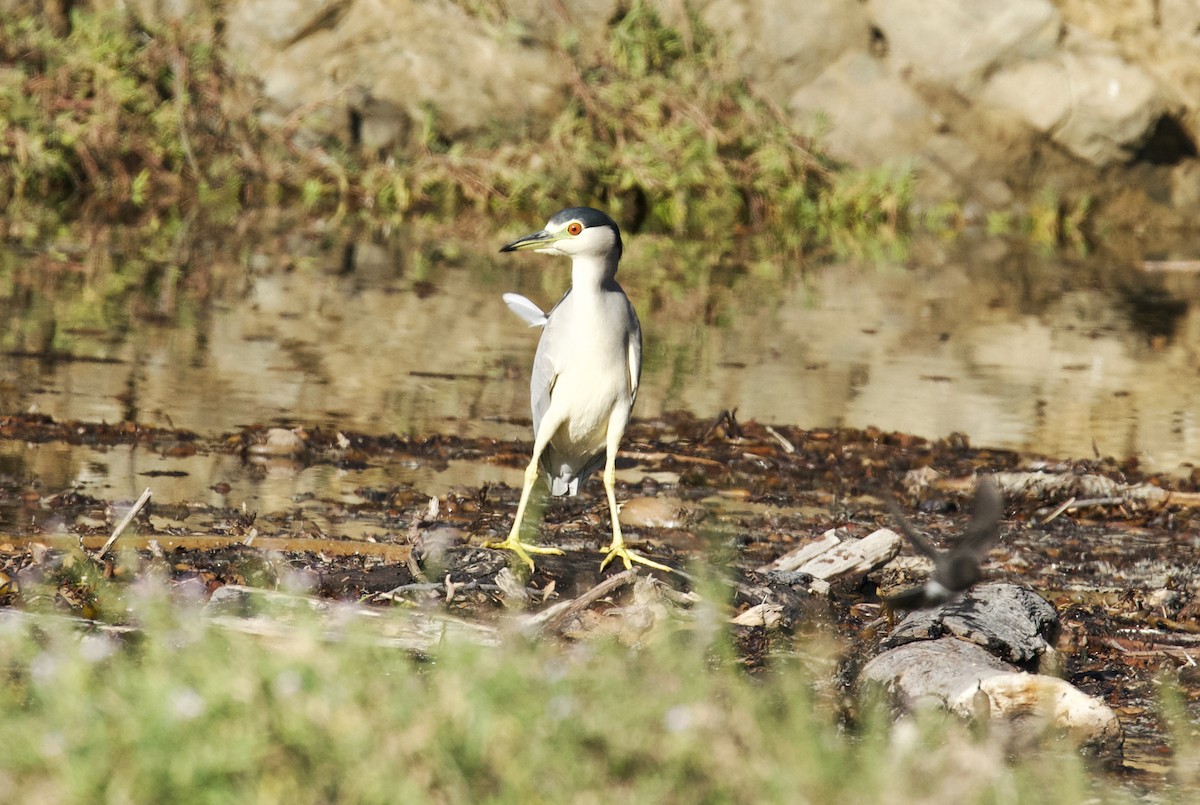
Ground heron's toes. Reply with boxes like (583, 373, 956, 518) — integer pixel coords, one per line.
(600, 543, 673, 573)
(482, 536, 564, 570)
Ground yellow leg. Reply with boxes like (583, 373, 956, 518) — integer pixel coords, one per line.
(598, 413, 672, 573)
(483, 437, 563, 570)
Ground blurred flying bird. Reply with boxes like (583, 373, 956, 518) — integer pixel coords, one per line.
(885, 476, 1003, 611)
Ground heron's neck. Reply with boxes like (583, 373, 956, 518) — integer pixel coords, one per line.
(570, 253, 618, 293)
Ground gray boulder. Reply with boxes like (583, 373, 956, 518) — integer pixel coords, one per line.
(868, 0, 1061, 92)
(982, 45, 1165, 165)
(695, 0, 870, 107)
(788, 50, 935, 167)
(223, 0, 565, 147)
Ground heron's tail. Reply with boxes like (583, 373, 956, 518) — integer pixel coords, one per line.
(542, 450, 604, 497)
(502, 293, 547, 327)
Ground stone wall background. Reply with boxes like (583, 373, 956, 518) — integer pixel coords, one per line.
(100, 1, 1200, 231)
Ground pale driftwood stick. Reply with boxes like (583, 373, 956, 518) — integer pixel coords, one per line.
(1140, 260, 1200, 273)
(1039, 496, 1076, 524)
(372, 579, 544, 602)
(763, 425, 796, 454)
(406, 496, 440, 584)
(96, 487, 152, 560)
(1036, 496, 1126, 520)
(534, 569, 637, 636)
(758, 529, 842, 573)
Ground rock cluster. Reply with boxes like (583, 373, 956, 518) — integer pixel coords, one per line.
(142, 0, 1200, 224)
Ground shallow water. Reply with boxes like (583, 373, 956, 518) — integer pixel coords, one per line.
(4, 226, 1200, 517)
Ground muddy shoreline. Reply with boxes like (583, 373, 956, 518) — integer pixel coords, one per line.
(2, 409, 1199, 787)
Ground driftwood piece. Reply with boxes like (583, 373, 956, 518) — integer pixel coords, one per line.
(758, 529, 843, 573)
(861, 583, 1122, 756)
(793, 528, 903, 581)
(862, 637, 1013, 703)
(205, 584, 500, 650)
(742, 527, 901, 618)
(884, 582, 1057, 666)
(921, 470, 1200, 509)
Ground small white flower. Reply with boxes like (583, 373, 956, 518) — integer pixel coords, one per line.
(29, 652, 58, 687)
(663, 705, 693, 734)
(79, 634, 118, 663)
(273, 669, 303, 699)
(168, 687, 206, 721)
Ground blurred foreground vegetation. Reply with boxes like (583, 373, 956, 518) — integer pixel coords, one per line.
(0, 572, 1129, 803)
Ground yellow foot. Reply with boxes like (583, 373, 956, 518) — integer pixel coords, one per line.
(600, 542, 673, 573)
(482, 536, 564, 570)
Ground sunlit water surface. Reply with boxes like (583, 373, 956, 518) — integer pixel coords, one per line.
(5, 229, 1200, 514)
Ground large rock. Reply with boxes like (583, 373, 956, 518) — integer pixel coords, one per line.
(223, 0, 564, 147)
(788, 50, 1017, 209)
(694, 0, 870, 107)
(788, 50, 936, 166)
(982, 32, 1166, 165)
(868, 0, 1061, 92)
(1057, 0, 1200, 154)
(861, 584, 1123, 757)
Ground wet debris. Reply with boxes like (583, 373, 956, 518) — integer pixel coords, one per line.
(926, 469, 1200, 511)
(6, 408, 1200, 781)
(0, 413, 199, 450)
(245, 426, 309, 458)
(732, 570, 828, 631)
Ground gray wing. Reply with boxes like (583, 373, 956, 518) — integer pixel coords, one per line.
(626, 297, 642, 406)
(886, 501, 940, 560)
(530, 292, 569, 435)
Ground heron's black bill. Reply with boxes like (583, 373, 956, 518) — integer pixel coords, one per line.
(500, 229, 557, 252)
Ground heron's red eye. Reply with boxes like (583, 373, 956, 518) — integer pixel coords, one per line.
(567, 222, 583, 236)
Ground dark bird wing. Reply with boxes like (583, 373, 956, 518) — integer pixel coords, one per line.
(958, 475, 1003, 561)
(886, 500, 940, 560)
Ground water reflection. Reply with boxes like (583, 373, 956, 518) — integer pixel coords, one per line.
(5, 227, 1200, 484)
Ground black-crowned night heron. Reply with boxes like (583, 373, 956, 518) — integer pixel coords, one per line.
(486, 207, 671, 573)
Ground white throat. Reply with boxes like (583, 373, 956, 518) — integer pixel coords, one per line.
(570, 252, 618, 291)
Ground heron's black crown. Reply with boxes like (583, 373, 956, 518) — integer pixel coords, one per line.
(550, 206, 622, 259)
